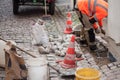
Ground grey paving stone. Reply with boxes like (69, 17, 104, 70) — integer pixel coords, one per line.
(50, 73, 58, 77)
(110, 66, 117, 70)
(108, 63, 114, 67)
(51, 77, 59, 80)
(101, 65, 108, 69)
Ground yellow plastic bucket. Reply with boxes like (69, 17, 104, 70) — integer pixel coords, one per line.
(75, 68, 100, 80)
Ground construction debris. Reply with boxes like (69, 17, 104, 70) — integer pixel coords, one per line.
(38, 46, 49, 54)
(32, 19, 50, 48)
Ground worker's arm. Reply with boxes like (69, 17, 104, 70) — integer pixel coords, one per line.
(98, 19, 103, 27)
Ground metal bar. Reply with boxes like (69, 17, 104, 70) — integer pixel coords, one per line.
(47, 63, 61, 74)
(44, 0, 47, 15)
(73, 0, 76, 9)
(0, 37, 37, 58)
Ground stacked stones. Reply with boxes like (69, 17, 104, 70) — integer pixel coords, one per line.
(49, 34, 72, 57)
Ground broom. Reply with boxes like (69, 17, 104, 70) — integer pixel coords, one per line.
(42, 0, 51, 20)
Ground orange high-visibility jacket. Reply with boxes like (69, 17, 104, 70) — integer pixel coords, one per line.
(77, 0, 108, 29)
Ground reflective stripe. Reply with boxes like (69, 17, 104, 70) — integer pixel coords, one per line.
(90, 0, 107, 22)
(67, 17, 71, 21)
(93, 0, 97, 14)
(96, 3, 108, 12)
(68, 42, 75, 48)
(93, 0, 107, 22)
(88, 0, 97, 16)
(88, 0, 92, 16)
(65, 54, 75, 60)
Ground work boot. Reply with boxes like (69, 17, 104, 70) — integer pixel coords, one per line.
(88, 28, 95, 42)
(75, 37, 87, 46)
(89, 42, 97, 51)
(76, 53, 82, 58)
(80, 39, 87, 46)
(101, 28, 106, 35)
(89, 44, 97, 51)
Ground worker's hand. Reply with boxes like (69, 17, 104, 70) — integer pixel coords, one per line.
(101, 28, 106, 35)
(95, 28, 100, 34)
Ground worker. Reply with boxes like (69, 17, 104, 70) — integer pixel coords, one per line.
(77, 0, 108, 35)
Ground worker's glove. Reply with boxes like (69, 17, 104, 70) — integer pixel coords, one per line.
(100, 27, 106, 35)
(95, 28, 100, 34)
(89, 18, 97, 24)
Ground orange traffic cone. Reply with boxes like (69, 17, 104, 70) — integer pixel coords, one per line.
(64, 12, 73, 34)
(60, 35, 76, 68)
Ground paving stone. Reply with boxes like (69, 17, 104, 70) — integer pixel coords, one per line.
(87, 57, 94, 62)
(104, 70, 112, 76)
(84, 53, 93, 59)
(101, 65, 108, 70)
(107, 63, 114, 67)
(116, 75, 120, 79)
(101, 75, 107, 80)
(110, 65, 117, 70)
(47, 57, 56, 61)
(117, 64, 120, 68)
(91, 65, 100, 70)
(50, 69, 58, 74)
(106, 75, 115, 80)
(50, 73, 58, 77)
(49, 63, 58, 67)
(51, 77, 59, 80)
(88, 60, 96, 65)
(101, 68, 110, 73)
(113, 62, 120, 66)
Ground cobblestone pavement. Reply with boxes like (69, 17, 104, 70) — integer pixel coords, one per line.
(0, 0, 120, 80)
(0, 0, 46, 80)
(0, 0, 45, 56)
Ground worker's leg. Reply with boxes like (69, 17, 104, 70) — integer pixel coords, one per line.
(88, 28, 95, 42)
(81, 14, 97, 50)
(87, 28, 97, 50)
